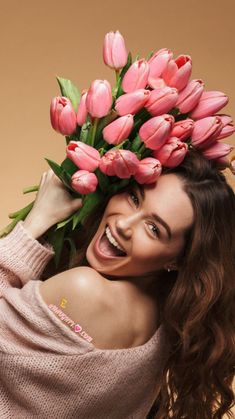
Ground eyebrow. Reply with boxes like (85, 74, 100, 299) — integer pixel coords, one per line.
(136, 184, 172, 241)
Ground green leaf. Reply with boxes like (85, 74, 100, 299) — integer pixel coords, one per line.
(61, 157, 78, 175)
(95, 110, 118, 140)
(56, 215, 74, 229)
(72, 190, 103, 230)
(79, 121, 92, 144)
(131, 135, 142, 152)
(94, 168, 110, 193)
(119, 52, 132, 79)
(45, 158, 76, 193)
(146, 50, 154, 60)
(45, 158, 63, 177)
(56, 76, 80, 112)
(109, 179, 130, 194)
(115, 52, 132, 99)
(47, 226, 66, 268)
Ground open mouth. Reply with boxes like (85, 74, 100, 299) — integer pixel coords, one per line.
(98, 226, 127, 258)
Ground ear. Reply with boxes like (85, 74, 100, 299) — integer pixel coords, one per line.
(164, 259, 178, 271)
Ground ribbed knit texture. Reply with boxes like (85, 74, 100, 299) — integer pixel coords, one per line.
(0, 221, 169, 418)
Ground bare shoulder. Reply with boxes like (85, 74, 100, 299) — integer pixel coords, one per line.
(39, 266, 108, 317)
(39, 267, 135, 349)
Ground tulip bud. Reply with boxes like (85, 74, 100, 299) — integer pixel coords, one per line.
(145, 86, 178, 116)
(103, 30, 128, 70)
(122, 59, 150, 93)
(201, 141, 234, 161)
(71, 170, 98, 194)
(148, 48, 173, 89)
(191, 116, 223, 149)
(134, 157, 162, 184)
(86, 80, 112, 118)
(153, 137, 188, 168)
(66, 141, 101, 172)
(77, 90, 88, 126)
(171, 119, 194, 141)
(215, 114, 235, 140)
(115, 89, 150, 116)
(103, 114, 134, 145)
(50, 96, 77, 135)
(99, 149, 139, 178)
(176, 79, 204, 114)
(162, 55, 192, 92)
(139, 114, 174, 150)
(190, 91, 229, 120)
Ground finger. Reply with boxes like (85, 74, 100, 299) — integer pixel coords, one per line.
(72, 198, 83, 210)
(39, 172, 47, 186)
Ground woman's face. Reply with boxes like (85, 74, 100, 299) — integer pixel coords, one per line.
(86, 173, 194, 278)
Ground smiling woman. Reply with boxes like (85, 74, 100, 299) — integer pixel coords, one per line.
(0, 149, 234, 418)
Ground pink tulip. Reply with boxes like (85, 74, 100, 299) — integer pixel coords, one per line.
(201, 141, 234, 161)
(215, 115, 235, 140)
(134, 157, 162, 184)
(215, 155, 231, 168)
(162, 55, 192, 92)
(139, 114, 175, 150)
(148, 48, 173, 89)
(102, 114, 134, 145)
(191, 116, 223, 149)
(176, 79, 204, 114)
(190, 91, 229, 119)
(170, 119, 194, 141)
(153, 137, 189, 168)
(71, 170, 98, 194)
(66, 141, 101, 172)
(77, 90, 88, 126)
(99, 149, 139, 178)
(145, 86, 178, 116)
(103, 30, 128, 70)
(50, 96, 77, 135)
(218, 114, 233, 126)
(86, 80, 112, 118)
(115, 89, 150, 116)
(121, 59, 150, 93)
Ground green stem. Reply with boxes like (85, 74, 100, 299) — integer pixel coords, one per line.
(115, 69, 120, 83)
(111, 140, 127, 150)
(23, 185, 39, 194)
(90, 117, 99, 147)
(0, 201, 34, 237)
(139, 143, 146, 155)
(8, 201, 35, 219)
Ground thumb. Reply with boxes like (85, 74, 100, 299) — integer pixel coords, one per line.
(72, 198, 83, 210)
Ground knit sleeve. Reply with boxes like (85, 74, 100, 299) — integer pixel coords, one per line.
(0, 221, 55, 297)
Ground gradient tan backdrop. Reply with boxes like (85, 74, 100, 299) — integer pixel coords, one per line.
(0, 0, 235, 413)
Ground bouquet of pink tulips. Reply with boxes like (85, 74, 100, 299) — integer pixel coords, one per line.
(1, 30, 235, 268)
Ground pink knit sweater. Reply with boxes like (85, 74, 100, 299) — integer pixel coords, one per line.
(0, 221, 168, 418)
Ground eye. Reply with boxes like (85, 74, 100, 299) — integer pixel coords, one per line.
(148, 223, 160, 238)
(128, 189, 139, 207)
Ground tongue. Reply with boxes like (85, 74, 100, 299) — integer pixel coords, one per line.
(99, 234, 125, 257)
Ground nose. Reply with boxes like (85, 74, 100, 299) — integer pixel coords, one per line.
(115, 213, 139, 240)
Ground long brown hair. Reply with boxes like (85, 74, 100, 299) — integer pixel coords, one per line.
(41, 149, 235, 418)
(149, 149, 235, 418)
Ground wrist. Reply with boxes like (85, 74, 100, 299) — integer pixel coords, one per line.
(22, 214, 52, 240)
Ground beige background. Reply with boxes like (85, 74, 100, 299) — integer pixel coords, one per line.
(0, 0, 234, 228)
(0, 0, 235, 412)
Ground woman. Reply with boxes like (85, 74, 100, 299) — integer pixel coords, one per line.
(0, 149, 234, 418)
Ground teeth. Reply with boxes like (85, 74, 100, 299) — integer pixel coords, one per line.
(105, 226, 125, 252)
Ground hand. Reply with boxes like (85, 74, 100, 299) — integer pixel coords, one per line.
(23, 169, 82, 239)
